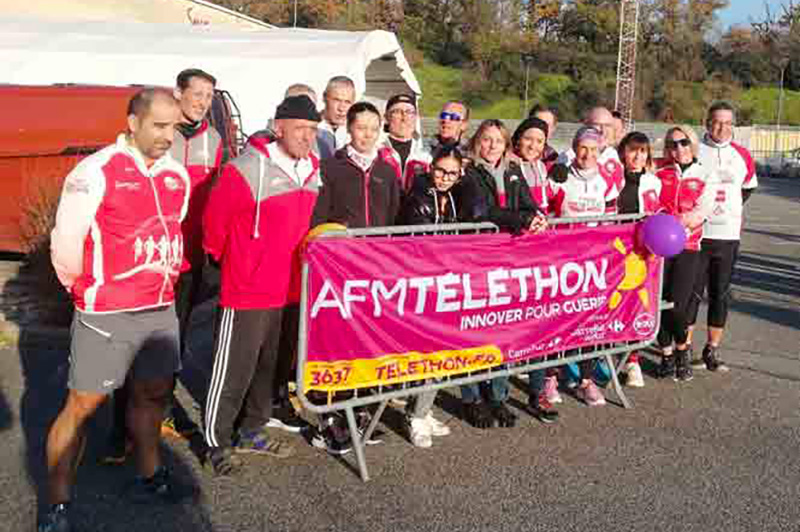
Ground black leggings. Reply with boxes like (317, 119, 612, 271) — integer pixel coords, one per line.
(687, 239, 739, 329)
(657, 250, 699, 347)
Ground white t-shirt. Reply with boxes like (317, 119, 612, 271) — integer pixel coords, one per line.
(551, 165, 619, 218)
(697, 137, 757, 241)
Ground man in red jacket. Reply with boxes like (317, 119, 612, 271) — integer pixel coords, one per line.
(202, 95, 321, 475)
(39, 88, 191, 532)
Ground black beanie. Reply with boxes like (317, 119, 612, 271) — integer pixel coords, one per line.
(275, 95, 321, 122)
(512, 117, 549, 149)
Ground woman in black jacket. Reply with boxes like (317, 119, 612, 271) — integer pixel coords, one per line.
(456, 119, 548, 430)
(399, 145, 464, 226)
(460, 119, 546, 234)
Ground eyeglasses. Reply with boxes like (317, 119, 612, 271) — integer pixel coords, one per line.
(439, 111, 463, 121)
(667, 138, 692, 149)
(433, 167, 461, 180)
(390, 108, 416, 117)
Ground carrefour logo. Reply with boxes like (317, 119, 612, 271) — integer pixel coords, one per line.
(633, 313, 656, 336)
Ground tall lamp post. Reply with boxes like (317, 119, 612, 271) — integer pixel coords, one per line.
(521, 53, 535, 119)
(294, 0, 298, 27)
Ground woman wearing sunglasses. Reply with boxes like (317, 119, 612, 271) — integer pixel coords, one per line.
(654, 126, 715, 381)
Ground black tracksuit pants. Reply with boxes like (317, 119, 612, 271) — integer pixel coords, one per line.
(203, 305, 297, 448)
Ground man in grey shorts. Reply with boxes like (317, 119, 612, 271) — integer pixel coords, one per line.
(39, 87, 192, 532)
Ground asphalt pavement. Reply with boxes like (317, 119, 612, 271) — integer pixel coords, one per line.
(0, 176, 798, 532)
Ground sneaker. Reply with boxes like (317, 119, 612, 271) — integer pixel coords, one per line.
(464, 402, 494, 429)
(542, 375, 563, 404)
(625, 361, 645, 388)
(206, 447, 242, 477)
(356, 410, 386, 445)
(311, 424, 353, 456)
(490, 402, 517, 428)
(657, 356, 676, 379)
(311, 415, 354, 455)
(38, 503, 71, 532)
(408, 417, 432, 448)
(703, 344, 729, 372)
(525, 401, 559, 424)
(577, 380, 606, 406)
(233, 428, 294, 458)
(127, 466, 194, 505)
(266, 407, 311, 434)
(675, 348, 694, 382)
(424, 412, 451, 437)
(97, 435, 132, 466)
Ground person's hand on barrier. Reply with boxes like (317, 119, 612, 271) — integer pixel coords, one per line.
(528, 214, 549, 234)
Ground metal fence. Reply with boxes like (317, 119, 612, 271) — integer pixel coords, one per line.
(295, 214, 667, 481)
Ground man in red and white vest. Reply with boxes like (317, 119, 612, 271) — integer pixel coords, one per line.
(171, 68, 223, 342)
(40, 89, 190, 532)
(688, 101, 758, 371)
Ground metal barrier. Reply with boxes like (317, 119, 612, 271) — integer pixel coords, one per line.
(295, 214, 666, 481)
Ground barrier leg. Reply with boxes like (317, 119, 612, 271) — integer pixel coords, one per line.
(615, 349, 633, 375)
(363, 400, 389, 444)
(344, 406, 370, 482)
(605, 353, 632, 409)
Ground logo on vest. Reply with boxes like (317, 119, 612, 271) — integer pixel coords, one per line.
(163, 175, 182, 191)
(114, 234, 182, 281)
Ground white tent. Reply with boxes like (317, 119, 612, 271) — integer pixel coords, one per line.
(0, 18, 421, 134)
(0, 0, 275, 30)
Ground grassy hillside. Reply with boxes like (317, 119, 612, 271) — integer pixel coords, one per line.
(414, 59, 800, 125)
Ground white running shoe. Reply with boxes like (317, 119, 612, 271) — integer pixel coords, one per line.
(424, 413, 451, 437)
(409, 417, 432, 448)
(625, 361, 645, 388)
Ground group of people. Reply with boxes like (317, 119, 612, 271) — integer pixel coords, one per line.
(37, 68, 756, 532)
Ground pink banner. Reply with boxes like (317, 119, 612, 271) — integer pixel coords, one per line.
(303, 223, 661, 391)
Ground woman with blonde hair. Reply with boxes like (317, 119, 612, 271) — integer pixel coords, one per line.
(457, 119, 547, 429)
(654, 125, 714, 382)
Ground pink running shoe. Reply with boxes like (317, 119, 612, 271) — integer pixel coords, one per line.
(577, 380, 606, 406)
(542, 375, 563, 404)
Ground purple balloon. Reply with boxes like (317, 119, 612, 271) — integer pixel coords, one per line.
(642, 214, 686, 258)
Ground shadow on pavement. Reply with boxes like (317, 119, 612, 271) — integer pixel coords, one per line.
(0, 382, 12, 432)
(3, 255, 220, 531)
(754, 176, 800, 201)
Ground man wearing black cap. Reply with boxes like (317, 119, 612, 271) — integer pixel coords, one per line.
(201, 95, 322, 475)
(379, 93, 431, 194)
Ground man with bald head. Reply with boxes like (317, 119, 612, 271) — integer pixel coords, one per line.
(557, 106, 625, 203)
(202, 95, 323, 476)
(41, 88, 192, 532)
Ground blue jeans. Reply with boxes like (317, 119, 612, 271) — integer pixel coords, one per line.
(526, 369, 546, 407)
(460, 377, 509, 404)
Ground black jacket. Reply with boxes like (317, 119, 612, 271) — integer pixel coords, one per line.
(399, 174, 462, 226)
(311, 148, 400, 229)
(460, 160, 541, 233)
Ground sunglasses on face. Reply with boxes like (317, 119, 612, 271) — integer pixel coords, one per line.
(433, 167, 461, 180)
(667, 138, 692, 149)
(439, 111, 463, 121)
